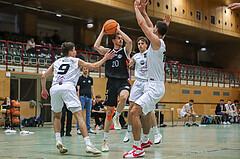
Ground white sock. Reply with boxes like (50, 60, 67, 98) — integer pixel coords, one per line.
(153, 126, 159, 134)
(104, 132, 109, 140)
(55, 133, 61, 142)
(142, 134, 149, 143)
(114, 111, 121, 118)
(134, 140, 141, 148)
(84, 136, 91, 146)
(128, 125, 132, 132)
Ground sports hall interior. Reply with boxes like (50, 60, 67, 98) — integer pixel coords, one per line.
(0, 0, 239, 158)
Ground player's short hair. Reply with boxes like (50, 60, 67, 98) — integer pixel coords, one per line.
(228, 100, 231, 102)
(189, 99, 194, 103)
(137, 36, 149, 45)
(220, 99, 224, 102)
(112, 33, 120, 39)
(234, 100, 239, 103)
(61, 42, 75, 56)
(96, 95, 101, 98)
(156, 21, 168, 36)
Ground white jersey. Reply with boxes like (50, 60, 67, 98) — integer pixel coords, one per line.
(133, 50, 148, 80)
(181, 103, 192, 116)
(52, 57, 80, 86)
(147, 39, 166, 82)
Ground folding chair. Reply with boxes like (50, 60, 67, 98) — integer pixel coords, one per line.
(177, 108, 186, 126)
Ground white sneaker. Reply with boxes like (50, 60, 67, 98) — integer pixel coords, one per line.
(96, 125, 101, 130)
(88, 129, 97, 134)
(77, 129, 81, 135)
(227, 121, 231, 125)
(86, 143, 101, 154)
(113, 116, 121, 130)
(56, 140, 68, 153)
(123, 145, 145, 158)
(223, 122, 227, 125)
(102, 140, 109, 152)
(123, 131, 132, 143)
(154, 132, 162, 144)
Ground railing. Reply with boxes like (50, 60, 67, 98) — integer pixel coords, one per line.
(164, 62, 240, 88)
(0, 40, 239, 88)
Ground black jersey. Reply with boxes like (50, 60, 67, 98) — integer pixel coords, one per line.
(105, 47, 130, 79)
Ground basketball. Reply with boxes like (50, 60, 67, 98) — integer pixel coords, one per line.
(12, 117, 20, 124)
(103, 19, 118, 34)
(12, 110, 20, 116)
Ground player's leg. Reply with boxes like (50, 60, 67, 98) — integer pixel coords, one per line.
(113, 90, 129, 130)
(185, 113, 191, 127)
(102, 106, 115, 152)
(150, 111, 162, 144)
(50, 86, 68, 154)
(192, 112, 199, 126)
(141, 112, 153, 148)
(63, 86, 101, 154)
(123, 103, 145, 158)
(123, 101, 134, 142)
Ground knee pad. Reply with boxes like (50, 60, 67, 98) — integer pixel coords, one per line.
(107, 109, 114, 121)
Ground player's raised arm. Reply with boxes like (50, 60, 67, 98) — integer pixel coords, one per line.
(134, 0, 161, 50)
(78, 50, 115, 69)
(138, 0, 153, 28)
(94, 26, 110, 55)
(116, 24, 132, 57)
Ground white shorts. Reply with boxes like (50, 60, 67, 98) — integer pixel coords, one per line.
(50, 84, 81, 113)
(135, 81, 165, 115)
(129, 79, 147, 102)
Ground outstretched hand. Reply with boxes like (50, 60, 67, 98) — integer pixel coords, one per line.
(104, 50, 115, 60)
(41, 89, 49, 99)
(138, 0, 149, 13)
(163, 15, 171, 26)
(228, 3, 240, 10)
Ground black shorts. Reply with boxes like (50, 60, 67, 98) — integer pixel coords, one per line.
(104, 78, 131, 107)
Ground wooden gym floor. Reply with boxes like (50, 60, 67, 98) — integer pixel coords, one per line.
(0, 124, 240, 159)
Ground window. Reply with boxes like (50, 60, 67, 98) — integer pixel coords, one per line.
(166, 5, 168, 9)
(194, 90, 201, 95)
(223, 92, 229, 96)
(174, 7, 177, 12)
(213, 91, 220, 96)
(196, 11, 201, 21)
(190, 11, 193, 16)
(211, 15, 215, 25)
(157, 2, 160, 7)
(182, 9, 185, 14)
(205, 16, 207, 20)
(182, 89, 190, 95)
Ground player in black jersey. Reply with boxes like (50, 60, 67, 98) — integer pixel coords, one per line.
(94, 23, 132, 152)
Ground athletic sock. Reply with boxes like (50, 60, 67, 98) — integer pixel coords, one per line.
(84, 136, 91, 146)
(114, 111, 121, 118)
(128, 125, 132, 132)
(104, 132, 110, 140)
(134, 140, 141, 148)
(142, 134, 149, 143)
(55, 133, 61, 142)
(153, 126, 159, 134)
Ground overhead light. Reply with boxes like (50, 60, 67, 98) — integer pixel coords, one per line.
(201, 47, 207, 51)
(185, 40, 189, 44)
(56, 14, 62, 17)
(87, 23, 94, 29)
